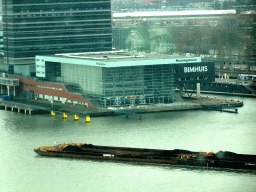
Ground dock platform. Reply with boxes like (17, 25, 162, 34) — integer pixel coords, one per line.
(0, 101, 49, 114)
(0, 94, 244, 117)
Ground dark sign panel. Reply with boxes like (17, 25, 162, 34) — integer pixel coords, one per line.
(174, 62, 215, 84)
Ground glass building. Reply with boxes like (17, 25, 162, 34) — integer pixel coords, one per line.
(101, 64, 175, 107)
(35, 52, 216, 107)
(2, 0, 112, 75)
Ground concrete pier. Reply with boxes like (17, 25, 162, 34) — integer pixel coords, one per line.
(0, 101, 49, 114)
(0, 94, 244, 116)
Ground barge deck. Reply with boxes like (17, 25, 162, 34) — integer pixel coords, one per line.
(34, 143, 256, 170)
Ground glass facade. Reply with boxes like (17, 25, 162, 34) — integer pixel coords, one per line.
(112, 27, 131, 50)
(97, 65, 175, 107)
(2, 0, 112, 74)
(61, 63, 175, 107)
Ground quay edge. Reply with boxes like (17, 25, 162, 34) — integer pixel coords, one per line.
(0, 95, 244, 117)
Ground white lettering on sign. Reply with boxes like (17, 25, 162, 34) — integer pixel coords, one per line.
(176, 58, 198, 62)
(96, 62, 105, 66)
(184, 66, 208, 73)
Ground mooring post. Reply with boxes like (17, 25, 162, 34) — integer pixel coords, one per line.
(7, 86, 10, 96)
(179, 84, 183, 97)
(197, 83, 200, 99)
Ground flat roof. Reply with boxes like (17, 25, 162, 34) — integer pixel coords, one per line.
(36, 51, 202, 67)
(113, 10, 236, 18)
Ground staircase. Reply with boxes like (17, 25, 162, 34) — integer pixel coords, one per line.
(64, 84, 101, 108)
(243, 85, 256, 94)
(64, 84, 83, 94)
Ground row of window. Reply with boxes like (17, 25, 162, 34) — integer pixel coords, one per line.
(3, 48, 112, 57)
(14, 11, 110, 18)
(11, 29, 111, 34)
(36, 71, 45, 75)
(37, 85, 63, 90)
(8, 24, 111, 31)
(36, 65, 45, 68)
(37, 94, 88, 107)
(177, 76, 209, 81)
(18, 7, 108, 12)
(10, 0, 109, 3)
(5, 42, 111, 50)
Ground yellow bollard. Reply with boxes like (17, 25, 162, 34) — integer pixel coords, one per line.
(51, 111, 56, 116)
(74, 114, 79, 121)
(85, 115, 91, 123)
(63, 113, 68, 119)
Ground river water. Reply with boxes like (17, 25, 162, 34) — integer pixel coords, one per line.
(0, 95, 255, 192)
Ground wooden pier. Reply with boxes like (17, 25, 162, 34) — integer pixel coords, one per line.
(0, 101, 49, 114)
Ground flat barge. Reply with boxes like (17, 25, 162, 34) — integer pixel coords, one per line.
(34, 143, 256, 170)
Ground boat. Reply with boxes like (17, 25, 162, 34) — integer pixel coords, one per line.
(34, 143, 256, 170)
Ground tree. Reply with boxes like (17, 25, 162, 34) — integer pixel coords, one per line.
(125, 30, 144, 52)
(150, 28, 169, 53)
(210, 16, 242, 64)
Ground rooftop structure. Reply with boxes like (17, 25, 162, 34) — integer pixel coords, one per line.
(47, 51, 202, 67)
(113, 10, 236, 18)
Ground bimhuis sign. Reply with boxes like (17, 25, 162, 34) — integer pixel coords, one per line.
(175, 57, 209, 74)
(184, 66, 208, 73)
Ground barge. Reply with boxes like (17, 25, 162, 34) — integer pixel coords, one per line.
(34, 143, 256, 170)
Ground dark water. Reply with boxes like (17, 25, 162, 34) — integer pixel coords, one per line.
(1, 95, 256, 192)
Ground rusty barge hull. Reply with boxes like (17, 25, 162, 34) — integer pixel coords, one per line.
(34, 148, 179, 164)
(34, 144, 256, 170)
